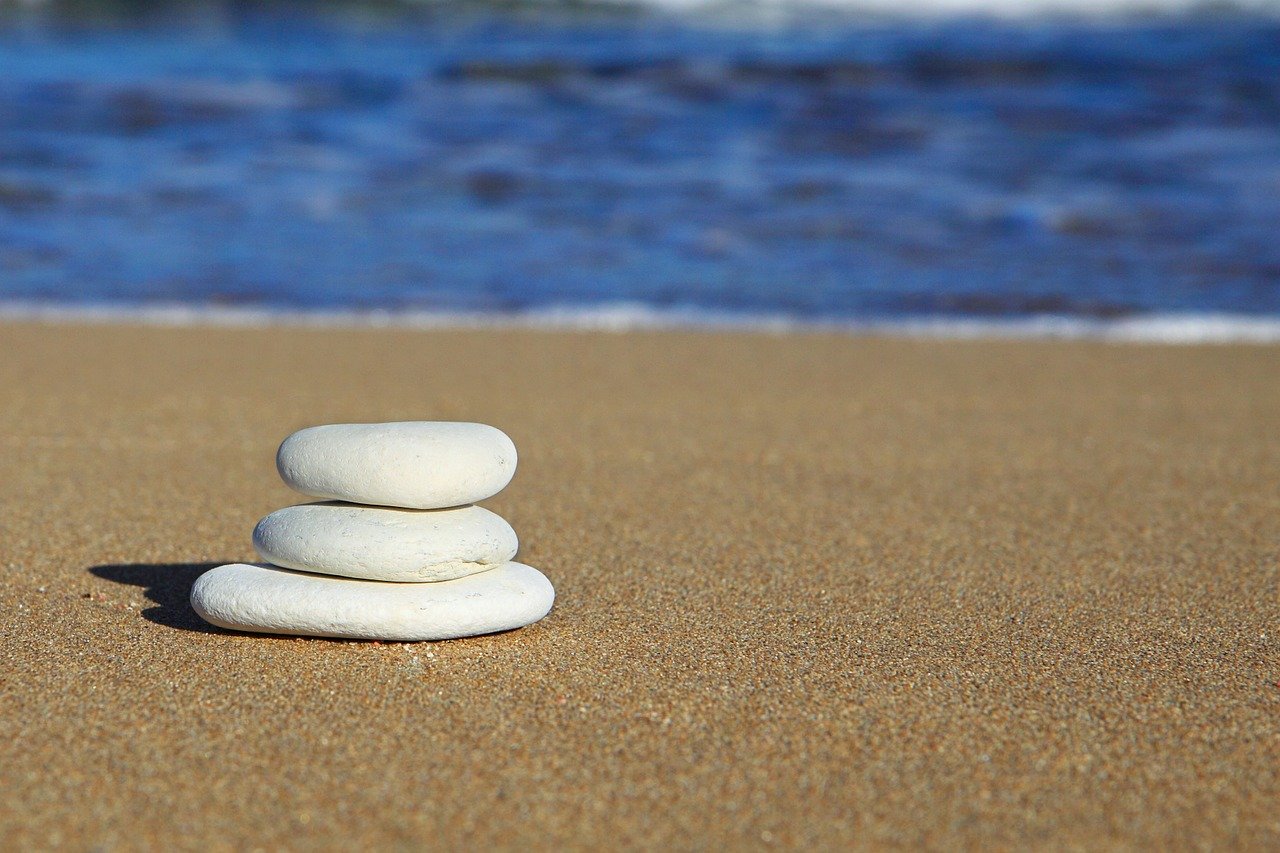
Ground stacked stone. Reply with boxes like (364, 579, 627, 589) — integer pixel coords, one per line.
(190, 422, 554, 641)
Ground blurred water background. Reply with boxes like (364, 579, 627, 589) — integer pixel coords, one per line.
(1, 0, 1278, 336)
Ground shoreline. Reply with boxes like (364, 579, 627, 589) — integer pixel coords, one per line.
(4, 302, 1280, 344)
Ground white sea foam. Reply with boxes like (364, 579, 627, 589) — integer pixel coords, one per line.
(2, 301, 1279, 343)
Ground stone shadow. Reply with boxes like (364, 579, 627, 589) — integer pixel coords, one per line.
(89, 562, 224, 633)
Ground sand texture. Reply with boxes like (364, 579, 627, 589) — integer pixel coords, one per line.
(0, 322, 1277, 850)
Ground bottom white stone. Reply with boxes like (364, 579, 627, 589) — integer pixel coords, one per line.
(190, 561, 554, 641)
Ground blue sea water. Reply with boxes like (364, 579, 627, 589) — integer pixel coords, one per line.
(1, 7, 1278, 334)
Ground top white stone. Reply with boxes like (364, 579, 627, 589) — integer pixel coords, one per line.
(276, 422, 517, 509)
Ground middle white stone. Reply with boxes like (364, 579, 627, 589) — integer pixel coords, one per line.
(253, 502, 518, 583)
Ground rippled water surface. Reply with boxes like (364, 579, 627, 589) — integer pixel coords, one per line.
(1, 12, 1278, 320)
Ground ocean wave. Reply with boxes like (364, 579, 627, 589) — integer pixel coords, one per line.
(3, 301, 1279, 343)
(5, 0, 1280, 18)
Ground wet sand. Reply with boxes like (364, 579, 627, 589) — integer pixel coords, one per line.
(1, 321, 1276, 850)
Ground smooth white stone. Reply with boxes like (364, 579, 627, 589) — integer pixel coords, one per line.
(253, 502, 517, 582)
(276, 422, 517, 509)
(190, 561, 554, 641)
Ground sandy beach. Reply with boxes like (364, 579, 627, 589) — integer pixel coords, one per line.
(1, 321, 1276, 850)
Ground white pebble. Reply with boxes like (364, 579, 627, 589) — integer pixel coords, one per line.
(190, 562, 554, 641)
(253, 502, 517, 582)
(276, 422, 516, 509)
